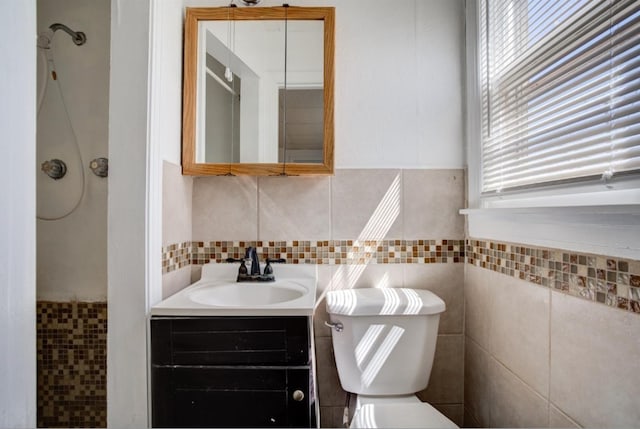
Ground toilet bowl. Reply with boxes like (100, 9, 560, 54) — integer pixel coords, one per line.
(351, 400, 457, 428)
(325, 287, 459, 428)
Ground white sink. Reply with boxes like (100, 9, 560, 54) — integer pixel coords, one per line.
(188, 280, 307, 307)
(150, 263, 317, 316)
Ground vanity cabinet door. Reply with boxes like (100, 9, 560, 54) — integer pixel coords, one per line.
(152, 366, 312, 428)
(150, 316, 316, 428)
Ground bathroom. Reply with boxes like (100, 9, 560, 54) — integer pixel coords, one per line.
(1, 0, 639, 428)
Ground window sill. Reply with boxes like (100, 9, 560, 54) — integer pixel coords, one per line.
(460, 205, 640, 226)
(460, 205, 640, 260)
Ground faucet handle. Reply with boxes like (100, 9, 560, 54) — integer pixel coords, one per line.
(238, 260, 248, 276)
(226, 257, 250, 281)
(263, 263, 273, 276)
(263, 258, 286, 279)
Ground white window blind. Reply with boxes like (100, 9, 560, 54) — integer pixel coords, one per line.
(479, 0, 640, 193)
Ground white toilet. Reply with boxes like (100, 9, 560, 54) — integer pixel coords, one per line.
(326, 287, 458, 428)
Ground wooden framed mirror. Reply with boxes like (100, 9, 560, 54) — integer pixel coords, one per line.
(182, 6, 335, 176)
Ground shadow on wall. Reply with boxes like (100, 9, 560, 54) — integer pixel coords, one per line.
(316, 173, 401, 304)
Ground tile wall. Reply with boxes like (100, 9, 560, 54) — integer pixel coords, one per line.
(163, 239, 464, 272)
(162, 166, 466, 427)
(467, 240, 640, 312)
(37, 301, 108, 428)
(464, 239, 640, 428)
(163, 162, 640, 428)
(161, 161, 193, 298)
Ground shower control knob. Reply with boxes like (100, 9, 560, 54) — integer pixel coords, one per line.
(292, 390, 304, 402)
(90, 157, 108, 177)
(41, 159, 67, 180)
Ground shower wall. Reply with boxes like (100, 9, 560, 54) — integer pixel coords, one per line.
(36, 0, 110, 427)
(37, 0, 110, 301)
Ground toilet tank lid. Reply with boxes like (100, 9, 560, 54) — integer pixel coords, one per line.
(326, 288, 445, 316)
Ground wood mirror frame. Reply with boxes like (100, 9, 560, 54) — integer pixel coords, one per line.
(182, 6, 335, 176)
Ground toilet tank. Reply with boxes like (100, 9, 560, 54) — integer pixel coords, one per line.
(326, 288, 445, 396)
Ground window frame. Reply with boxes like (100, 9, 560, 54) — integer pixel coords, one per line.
(466, 0, 640, 210)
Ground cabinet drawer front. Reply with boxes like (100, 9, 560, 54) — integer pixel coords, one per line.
(152, 367, 313, 428)
(151, 316, 309, 365)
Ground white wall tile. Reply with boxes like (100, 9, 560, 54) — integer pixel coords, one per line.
(466, 265, 550, 401)
(489, 357, 549, 428)
(463, 407, 481, 428)
(162, 161, 193, 247)
(314, 296, 332, 338)
(331, 169, 402, 240)
(488, 271, 550, 397)
(192, 176, 258, 241)
(551, 291, 640, 427)
(464, 338, 492, 428)
(319, 406, 344, 429)
(259, 176, 331, 240)
(315, 336, 347, 408)
(464, 265, 492, 348)
(161, 265, 192, 299)
(328, 263, 404, 291)
(403, 169, 465, 239)
(313, 265, 334, 337)
(417, 334, 464, 404)
(549, 404, 581, 429)
(404, 264, 464, 334)
(433, 404, 464, 427)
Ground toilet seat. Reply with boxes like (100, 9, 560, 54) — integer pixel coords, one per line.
(350, 402, 458, 428)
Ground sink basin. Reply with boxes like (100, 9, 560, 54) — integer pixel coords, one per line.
(188, 281, 307, 307)
(150, 263, 317, 316)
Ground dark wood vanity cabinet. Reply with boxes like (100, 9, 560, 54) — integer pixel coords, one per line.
(151, 316, 316, 428)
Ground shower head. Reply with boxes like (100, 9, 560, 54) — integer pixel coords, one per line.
(47, 23, 86, 46)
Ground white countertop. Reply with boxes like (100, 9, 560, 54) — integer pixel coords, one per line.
(151, 263, 317, 317)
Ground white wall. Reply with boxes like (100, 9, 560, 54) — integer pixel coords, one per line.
(160, 1, 187, 165)
(107, 0, 152, 426)
(172, 0, 465, 168)
(334, 0, 464, 168)
(37, 0, 110, 301)
(0, 0, 37, 427)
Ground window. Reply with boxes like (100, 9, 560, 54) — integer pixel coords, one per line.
(479, 0, 640, 194)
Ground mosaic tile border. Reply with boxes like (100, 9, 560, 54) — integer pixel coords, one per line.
(37, 301, 108, 428)
(162, 241, 191, 274)
(162, 239, 466, 273)
(467, 239, 640, 314)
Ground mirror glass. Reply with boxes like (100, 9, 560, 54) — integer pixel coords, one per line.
(183, 7, 334, 176)
(198, 20, 323, 164)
